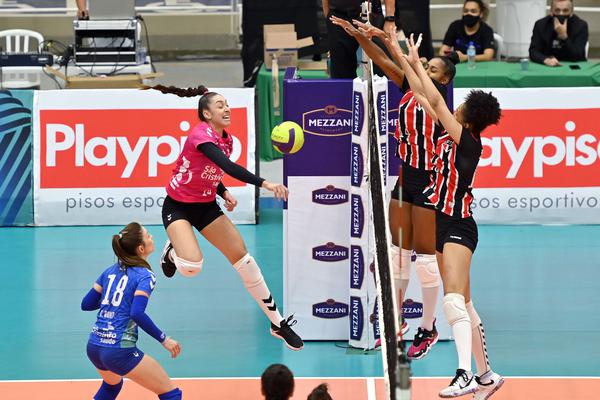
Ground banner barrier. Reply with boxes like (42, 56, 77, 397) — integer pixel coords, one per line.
(0, 90, 34, 226)
(283, 72, 450, 341)
(33, 88, 256, 226)
(455, 87, 600, 224)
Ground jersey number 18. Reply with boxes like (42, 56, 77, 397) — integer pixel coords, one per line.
(101, 274, 129, 307)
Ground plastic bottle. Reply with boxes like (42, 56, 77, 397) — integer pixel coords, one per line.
(467, 42, 476, 70)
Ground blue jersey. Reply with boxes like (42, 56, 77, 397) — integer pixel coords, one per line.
(88, 263, 156, 348)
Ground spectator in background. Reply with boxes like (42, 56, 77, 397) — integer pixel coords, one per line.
(307, 383, 333, 400)
(324, 0, 387, 78)
(261, 364, 295, 400)
(75, 0, 89, 19)
(529, 0, 588, 66)
(439, 0, 495, 62)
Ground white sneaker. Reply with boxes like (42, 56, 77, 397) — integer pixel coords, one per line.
(439, 369, 478, 398)
(473, 370, 505, 400)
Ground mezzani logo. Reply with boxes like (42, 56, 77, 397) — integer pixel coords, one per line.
(402, 299, 423, 319)
(351, 143, 363, 187)
(352, 91, 364, 136)
(312, 185, 349, 205)
(350, 245, 364, 289)
(312, 242, 349, 262)
(302, 104, 352, 136)
(377, 91, 388, 136)
(370, 301, 380, 339)
(312, 299, 349, 319)
(350, 296, 364, 340)
(351, 194, 364, 238)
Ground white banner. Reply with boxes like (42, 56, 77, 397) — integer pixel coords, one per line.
(33, 88, 256, 226)
(454, 87, 600, 224)
(284, 176, 351, 340)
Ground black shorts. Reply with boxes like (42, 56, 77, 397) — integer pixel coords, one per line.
(435, 211, 478, 253)
(162, 195, 224, 232)
(391, 165, 435, 210)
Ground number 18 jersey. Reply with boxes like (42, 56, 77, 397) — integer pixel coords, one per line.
(88, 263, 156, 348)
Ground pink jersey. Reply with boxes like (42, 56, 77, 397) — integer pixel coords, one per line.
(166, 122, 233, 203)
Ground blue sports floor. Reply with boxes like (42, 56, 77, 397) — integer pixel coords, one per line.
(1, 208, 599, 397)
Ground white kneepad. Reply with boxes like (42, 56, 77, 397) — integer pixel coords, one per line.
(399, 248, 412, 280)
(415, 254, 440, 288)
(442, 293, 471, 326)
(233, 253, 264, 287)
(175, 256, 204, 278)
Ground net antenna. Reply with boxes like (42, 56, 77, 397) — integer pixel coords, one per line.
(360, 1, 411, 399)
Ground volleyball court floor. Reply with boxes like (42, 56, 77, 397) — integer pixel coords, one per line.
(1, 208, 599, 399)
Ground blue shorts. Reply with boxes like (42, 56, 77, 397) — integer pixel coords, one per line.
(87, 342, 145, 376)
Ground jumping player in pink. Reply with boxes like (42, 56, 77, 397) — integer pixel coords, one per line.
(146, 84, 303, 351)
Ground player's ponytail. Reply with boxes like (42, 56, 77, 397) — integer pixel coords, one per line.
(140, 84, 220, 123)
(141, 84, 209, 97)
(112, 222, 152, 270)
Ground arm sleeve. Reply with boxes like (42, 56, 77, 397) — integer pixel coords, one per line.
(561, 20, 588, 61)
(198, 143, 265, 187)
(130, 295, 166, 343)
(81, 288, 102, 311)
(217, 182, 227, 197)
(529, 20, 548, 64)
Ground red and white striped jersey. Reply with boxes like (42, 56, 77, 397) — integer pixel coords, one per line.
(424, 127, 482, 218)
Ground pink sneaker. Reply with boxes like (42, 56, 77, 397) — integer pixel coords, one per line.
(374, 320, 409, 348)
(407, 322, 438, 360)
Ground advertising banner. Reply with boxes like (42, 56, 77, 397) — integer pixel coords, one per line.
(33, 89, 256, 225)
(455, 87, 600, 224)
(284, 75, 450, 341)
(0, 90, 34, 226)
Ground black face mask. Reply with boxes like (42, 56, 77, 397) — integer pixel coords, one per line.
(462, 14, 480, 28)
(554, 15, 570, 24)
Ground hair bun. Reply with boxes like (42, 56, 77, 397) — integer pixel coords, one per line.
(446, 51, 460, 65)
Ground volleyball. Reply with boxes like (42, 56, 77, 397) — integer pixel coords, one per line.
(271, 121, 304, 154)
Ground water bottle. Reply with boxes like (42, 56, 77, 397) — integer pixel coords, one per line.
(467, 42, 476, 70)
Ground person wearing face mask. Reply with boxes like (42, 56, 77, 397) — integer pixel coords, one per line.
(529, 0, 588, 66)
(439, 0, 495, 62)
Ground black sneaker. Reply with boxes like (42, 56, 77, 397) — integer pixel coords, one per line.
(270, 315, 304, 351)
(160, 240, 176, 278)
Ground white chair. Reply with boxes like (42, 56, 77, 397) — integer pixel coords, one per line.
(0, 29, 45, 89)
(493, 32, 504, 61)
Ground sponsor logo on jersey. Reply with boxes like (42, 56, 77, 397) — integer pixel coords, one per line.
(303, 105, 352, 137)
(402, 299, 423, 319)
(312, 185, 349, 205)
(350, 245, 364, 289)
(312, 242, 349, 262)
(312, 299, 349, 319)
(350, 296, 364, 340)
(350, 194, 364, 238)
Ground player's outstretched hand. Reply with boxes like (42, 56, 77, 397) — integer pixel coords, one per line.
(329, 15, 361, 38)
(262, 181, 289, 201)
(223, 190, 238, 212)
(162, 337, 181, 358)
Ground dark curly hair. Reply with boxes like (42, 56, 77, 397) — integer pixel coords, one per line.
(463, 90, 501, 135)
(141, 84, 220, 122)
(261, 364, 294, 400)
